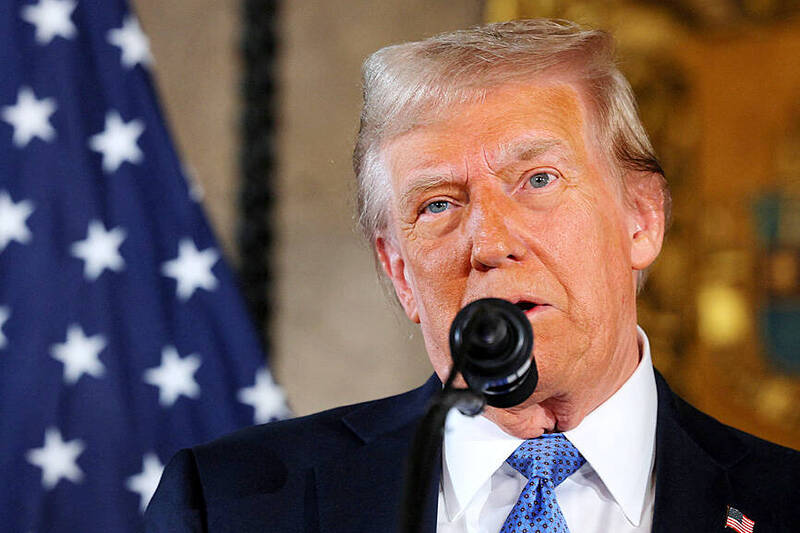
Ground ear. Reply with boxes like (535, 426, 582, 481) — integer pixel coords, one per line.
(625, 173, 666, 271)
(375, 235, 420, 323)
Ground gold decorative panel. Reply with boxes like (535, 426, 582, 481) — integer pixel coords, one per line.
(487, 0, 800, 449)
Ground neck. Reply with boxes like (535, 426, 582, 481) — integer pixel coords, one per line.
(481, 326, 643, 439)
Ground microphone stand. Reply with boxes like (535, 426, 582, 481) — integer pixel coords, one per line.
(399, 298, 535, 532)
(399, 357, 484, 533)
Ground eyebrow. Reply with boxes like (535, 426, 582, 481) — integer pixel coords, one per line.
(494, 138, 564, 168)
(398, 173, 455, 214)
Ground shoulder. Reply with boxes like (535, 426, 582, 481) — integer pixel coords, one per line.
(186, 402, 366, 499)
(657, 372, 799, 461)
(655, 372, 800, 506)
(674, 390, 799, 474)
(190, 374, 439, 490)
(146, 374, 439, 526)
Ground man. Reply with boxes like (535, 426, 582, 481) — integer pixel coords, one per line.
(146, 19, 799, 532)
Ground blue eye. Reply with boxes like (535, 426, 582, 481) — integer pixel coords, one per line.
(529, 172, 557, 189)
(425, 200, 450, 214)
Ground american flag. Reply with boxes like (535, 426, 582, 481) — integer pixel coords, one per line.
(726, 506, 755, 533)
(0, 1, 290, 532)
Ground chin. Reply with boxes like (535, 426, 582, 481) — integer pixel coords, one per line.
(483, 401, 559, 439)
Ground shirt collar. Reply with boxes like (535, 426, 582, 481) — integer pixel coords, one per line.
(441, 403, 522, 521)
(563, 325, 657, 526)
(440, 326, 657, 526)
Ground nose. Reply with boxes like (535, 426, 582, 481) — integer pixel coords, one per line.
(468, 192, 528, 271)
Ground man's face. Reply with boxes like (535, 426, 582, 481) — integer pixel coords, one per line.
(377, 81, 663, 431)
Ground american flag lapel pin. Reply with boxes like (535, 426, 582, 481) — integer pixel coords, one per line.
(725, 505, 755, 533)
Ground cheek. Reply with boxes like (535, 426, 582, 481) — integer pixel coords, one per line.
(545, 194, 630, 305)
(404, 238, 471, 331)
(405, 227, 471, 285)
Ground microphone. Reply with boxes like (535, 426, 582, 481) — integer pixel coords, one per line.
(401, 298, 536, 532)
(449, 298, 537, 408)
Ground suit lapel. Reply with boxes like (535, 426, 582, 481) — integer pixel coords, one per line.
(315, 375, 442, 533)
(314, 371, 762, 532)
(652, 373, 739, 533)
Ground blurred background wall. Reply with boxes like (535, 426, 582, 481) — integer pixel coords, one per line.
(133, 0, 800, 449)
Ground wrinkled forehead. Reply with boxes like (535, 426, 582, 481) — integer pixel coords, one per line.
(379, 80, 611, 175)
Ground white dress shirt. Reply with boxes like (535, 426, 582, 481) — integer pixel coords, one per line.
(437, 326, 658, 533)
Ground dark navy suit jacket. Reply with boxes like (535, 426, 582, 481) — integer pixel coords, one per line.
(145, 372, 800, 532)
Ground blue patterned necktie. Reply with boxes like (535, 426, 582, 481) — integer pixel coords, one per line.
(499, 433, 586, 533)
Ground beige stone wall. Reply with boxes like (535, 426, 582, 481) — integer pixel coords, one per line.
(135, 1, 483, 416)
(276, 2, 483, 415)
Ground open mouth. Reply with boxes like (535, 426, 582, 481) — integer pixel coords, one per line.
(514, 301, 537, 312)
(514, 300, 549, 315)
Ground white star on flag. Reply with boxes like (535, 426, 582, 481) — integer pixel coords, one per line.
(20, 0, 77, 45)
(26, 427, 85, 490)
(0, 190, 34, 254)
(238, 368, 290, 423)
(1, 86, 57, 147)
(107, 15, 152, 69)
(88, 110, 144, 174)
(50, 324, 107, 384)
(144, 345, 202, 407)
(0, 306, 9, 349)
(125, 452, 165, 512)
(161, 238, 219, 301)
(70, 219, 126, 280)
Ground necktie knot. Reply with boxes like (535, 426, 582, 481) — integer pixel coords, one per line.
(500, 434, 585, 533)
(506, 433, 585, 487)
